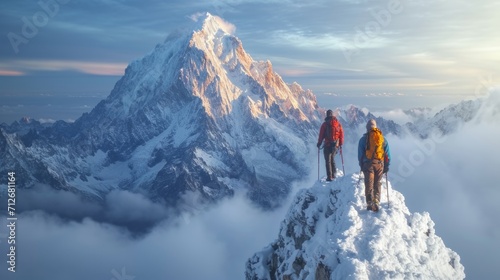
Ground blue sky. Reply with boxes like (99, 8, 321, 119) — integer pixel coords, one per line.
(1, 0, 499, 123)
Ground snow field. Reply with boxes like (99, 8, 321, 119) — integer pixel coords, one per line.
(247, 172, 465, 279)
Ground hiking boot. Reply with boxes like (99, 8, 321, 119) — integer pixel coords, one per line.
(326, 177, 333, 181)
(366, 202, 372, 211)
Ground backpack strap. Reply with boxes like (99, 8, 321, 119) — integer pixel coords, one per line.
(365, 132, 370, 159)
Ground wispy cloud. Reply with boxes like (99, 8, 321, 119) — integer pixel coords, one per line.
(1, 188, 295, 280)
(269, 30, 355, 50)
(1, 0, 498, 98)
(15, 60, 127, 75)
(0, 69, 25, 76)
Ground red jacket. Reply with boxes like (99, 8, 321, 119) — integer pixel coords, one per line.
(317, 117, 344, 146)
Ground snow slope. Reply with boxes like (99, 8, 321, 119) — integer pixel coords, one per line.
(246, 173, 465, 279)
(0, 13, 321, 209)
(0, 12, 487, 211)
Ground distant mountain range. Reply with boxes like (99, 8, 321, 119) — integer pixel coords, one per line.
(0, 13, 488, 213)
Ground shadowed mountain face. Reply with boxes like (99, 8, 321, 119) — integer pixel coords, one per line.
(0, 13, 489, 213)
(0, 13, 323, 209)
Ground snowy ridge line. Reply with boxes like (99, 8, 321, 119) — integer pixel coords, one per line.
(246, 173, 465, 280)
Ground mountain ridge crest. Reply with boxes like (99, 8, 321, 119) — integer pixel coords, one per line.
(246, 173, 465, 280)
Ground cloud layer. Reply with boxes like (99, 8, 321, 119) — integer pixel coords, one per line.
(2, 91, 500, 279)
(0, 186, 297, 280)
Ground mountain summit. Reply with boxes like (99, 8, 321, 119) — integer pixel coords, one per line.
(246, 174, 465, 279)
(0, 13, 321, 209)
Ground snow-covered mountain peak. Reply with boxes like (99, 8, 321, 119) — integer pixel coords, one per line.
(189, 12, 238, 55)
(96, 12, 319, 126)
(0, 14, 323, 210)
(172, 14, 318, 123)
(191, 12, 236, 36)
(246, 174, 465, 279)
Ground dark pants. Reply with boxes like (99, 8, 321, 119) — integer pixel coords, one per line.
(362, 160, 384, 205)
(323, 143, 338, 179)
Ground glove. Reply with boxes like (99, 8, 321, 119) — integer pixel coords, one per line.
(317, 143, 321, 148)
(383, 165, 389, 174)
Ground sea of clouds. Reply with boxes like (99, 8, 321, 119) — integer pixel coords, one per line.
(0, 90, 499, 280)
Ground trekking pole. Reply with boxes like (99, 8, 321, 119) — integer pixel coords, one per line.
(340, 146, 345, 176)
(317, 147, 320, 181)
(386, 172, 390, 205)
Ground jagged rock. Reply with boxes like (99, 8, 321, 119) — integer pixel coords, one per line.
(0, 12, 487, 212)
(0, 13, 322, 209)
(246, 174, 465, 279)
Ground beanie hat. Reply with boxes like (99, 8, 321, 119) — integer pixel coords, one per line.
(366, 119, 377, 130)
(326, 109, 333, 117)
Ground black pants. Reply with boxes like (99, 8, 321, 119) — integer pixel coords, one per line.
(323, 143, 338, 179)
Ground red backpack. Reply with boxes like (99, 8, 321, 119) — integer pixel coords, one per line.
(325, 117, 341, 143)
